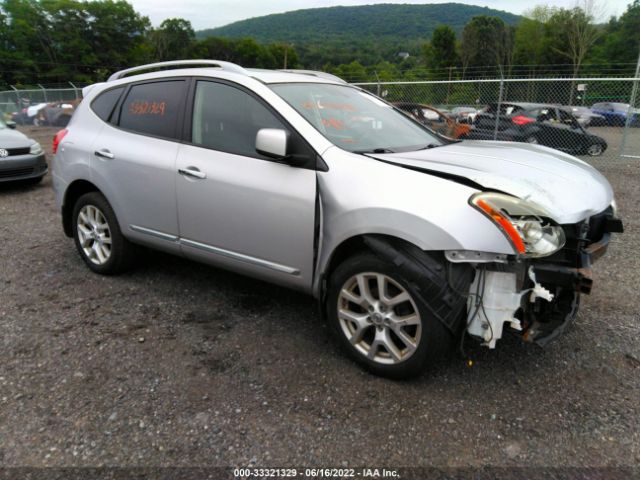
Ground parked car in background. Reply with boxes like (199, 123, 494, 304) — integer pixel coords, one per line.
(463, 102, 607, 156)
(33, 101, 78, 127)
(450, 106, 478, 124)
(0, 117, 47, 183)
(568, 106, 606, 127)
(52, 60, 623, 378)
(393, 102, 471, 138)
(591, 102, 640, 126)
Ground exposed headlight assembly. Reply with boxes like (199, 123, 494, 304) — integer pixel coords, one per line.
(29, 142, 43, 155)
(470, 192, 566, 258)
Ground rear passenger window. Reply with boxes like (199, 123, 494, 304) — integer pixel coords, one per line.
(118, 80, 186, 139)
(191, 81, 285, 158)
(91, 87, 124, 122)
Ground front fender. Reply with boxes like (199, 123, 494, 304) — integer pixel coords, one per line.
(314, 149, 515, 294)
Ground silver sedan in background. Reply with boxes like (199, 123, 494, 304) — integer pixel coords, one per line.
(0, 117, 47, 184)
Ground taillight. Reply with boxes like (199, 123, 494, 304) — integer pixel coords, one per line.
(512, 115, 535, 125)
(52, 129, 68, 154)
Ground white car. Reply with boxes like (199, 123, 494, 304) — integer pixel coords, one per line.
(52, 60, 623, 378)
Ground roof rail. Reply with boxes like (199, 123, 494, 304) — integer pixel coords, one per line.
(108, 60, 248, 81)
(278, 69, 347, 83)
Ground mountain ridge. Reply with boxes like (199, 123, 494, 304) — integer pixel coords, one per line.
(196, 3, 522, 43)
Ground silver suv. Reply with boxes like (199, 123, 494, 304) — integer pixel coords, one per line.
(52, 60, 623, 378)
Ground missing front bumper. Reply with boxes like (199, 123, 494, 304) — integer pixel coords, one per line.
(465, 210, 623, 348)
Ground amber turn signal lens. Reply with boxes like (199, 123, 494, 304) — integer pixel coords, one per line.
(475, 199, 526, 254)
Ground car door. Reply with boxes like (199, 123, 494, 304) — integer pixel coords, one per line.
(594, 103, 614, 124)
(175, 79, 317, 291)
(531, 107, 562, 148)
(555, 109, 587, 153)
(90, 79, 188, 253)
(422, 108, 449, 136)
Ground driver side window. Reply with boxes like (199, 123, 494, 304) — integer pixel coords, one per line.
(191, 81, 285, 159)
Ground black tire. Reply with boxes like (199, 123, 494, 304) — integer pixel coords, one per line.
(71, 192, 136, 274)
(586, 143, 604, 156)
(525, 135, 538, 144)
(326, 247, 472, 379)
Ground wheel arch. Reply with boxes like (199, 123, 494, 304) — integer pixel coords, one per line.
(61, 179, 101, 237)
(319, 233, 475, 338)
(314, 233, 432, 298)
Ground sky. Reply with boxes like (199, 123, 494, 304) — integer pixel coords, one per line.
(128, 0, 633, 30)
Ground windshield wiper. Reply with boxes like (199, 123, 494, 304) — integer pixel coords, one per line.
(416, 143, 443, 150)
(354, 148, 396, 154)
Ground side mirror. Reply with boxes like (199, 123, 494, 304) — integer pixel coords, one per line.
(255, 128, 311, 167)
(6, 120, 16, 129)
(256, 128, 288, 159)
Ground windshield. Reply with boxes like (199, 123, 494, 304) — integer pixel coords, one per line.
(270, 83, 443, 153)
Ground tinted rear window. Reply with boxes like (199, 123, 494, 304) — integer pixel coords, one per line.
(118, 80, 186, 139)
(91, 87, 124, 122)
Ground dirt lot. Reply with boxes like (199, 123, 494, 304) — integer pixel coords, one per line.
(1, 126, 639, 475)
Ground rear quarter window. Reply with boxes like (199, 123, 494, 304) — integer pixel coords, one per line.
(90, 87, 125, 122)
(117, 80, 187, 140)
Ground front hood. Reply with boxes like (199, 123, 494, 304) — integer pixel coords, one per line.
(0, 128, 32, 149)
(372, 140, 613, 224)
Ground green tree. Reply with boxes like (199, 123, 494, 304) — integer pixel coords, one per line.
(424, 25, 458, 72)
(460, 15, 514, 78)
(546, 4, 602, 79)
(0, 0, 150, 84)
(513, 7, 554, 75)
(149, 18, 195, 61)
(590, 0, 640, 67)
(331, 61, 368, 82)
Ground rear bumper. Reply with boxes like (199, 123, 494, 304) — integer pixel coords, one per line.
(0, 153, 47, 182)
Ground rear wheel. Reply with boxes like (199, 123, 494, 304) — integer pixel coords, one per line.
(72, 192, 136, 274)
(327, 250, 471, 379)
(587, 143, 604, 156)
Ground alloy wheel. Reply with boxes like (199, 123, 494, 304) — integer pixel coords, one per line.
(337, 272, 422, 365)
(587, 144, 603, 156)
(77, 205, 112, 265)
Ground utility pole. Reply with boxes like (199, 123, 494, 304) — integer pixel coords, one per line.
(283, 43, 294, 69)
(445, 66, 453, 106)
(619, 47, 640, 158)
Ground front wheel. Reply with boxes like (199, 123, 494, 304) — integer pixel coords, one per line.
(72, 192, 136, 274)
(326, 251, 471, 379)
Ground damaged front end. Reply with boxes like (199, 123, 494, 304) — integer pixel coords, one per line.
(449, 205, 623, 348)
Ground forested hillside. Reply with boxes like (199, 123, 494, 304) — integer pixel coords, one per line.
(0, 0, 638, 87)
(197, 3, 521, 43)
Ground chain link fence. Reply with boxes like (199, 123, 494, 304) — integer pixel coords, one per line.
(354, 77, 640, 161)
(0, 84, 84, 126)
(2, 77, 639, 161)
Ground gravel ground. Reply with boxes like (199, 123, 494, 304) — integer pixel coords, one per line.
(0, 126, 638, 475)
